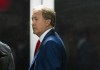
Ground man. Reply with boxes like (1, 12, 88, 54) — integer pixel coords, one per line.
(29, 5, 68, 70)
(0, 41, 15, 70)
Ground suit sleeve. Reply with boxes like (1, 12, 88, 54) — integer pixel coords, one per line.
(8, 53, 15, 70)
(0, 43, 15, 70)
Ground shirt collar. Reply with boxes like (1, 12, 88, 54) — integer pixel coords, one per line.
(40, 28, 53, 42)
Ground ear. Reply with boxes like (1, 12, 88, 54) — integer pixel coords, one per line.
(46, 19, 51, 26)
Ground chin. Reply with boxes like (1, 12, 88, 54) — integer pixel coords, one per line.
(33, 31, 35, 34)
(33, 32, 37, 35)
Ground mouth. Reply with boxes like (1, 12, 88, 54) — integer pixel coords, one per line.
(32, 26, 35, 30)
(32, 27, 36, 32)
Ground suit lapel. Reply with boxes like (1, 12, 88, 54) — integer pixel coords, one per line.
(33, 29, 55, 60)
(30, 41, 42, 65)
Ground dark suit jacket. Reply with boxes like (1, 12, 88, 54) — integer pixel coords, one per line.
(0, 41, 15, 70)
(29, 29, 68, 70)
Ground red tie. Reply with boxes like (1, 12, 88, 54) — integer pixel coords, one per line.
(34, 40, 40, 56)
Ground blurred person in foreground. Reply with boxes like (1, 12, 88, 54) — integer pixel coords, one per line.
(29, 5, 68, 70)
(0, 41, 15, 70)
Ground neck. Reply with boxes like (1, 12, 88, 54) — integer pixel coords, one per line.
(38, 26, 53, 37)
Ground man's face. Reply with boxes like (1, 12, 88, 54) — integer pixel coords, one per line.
(32, 10, 48, 37)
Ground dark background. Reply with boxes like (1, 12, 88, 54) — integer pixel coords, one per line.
(0, 0, 29, 70)
(55, 0, 100, 70)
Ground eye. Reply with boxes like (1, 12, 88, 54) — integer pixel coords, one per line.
(35, 18, 38, 20)
(32, 17, 38, 21)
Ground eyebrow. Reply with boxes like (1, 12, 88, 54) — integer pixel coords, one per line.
(32, 16, 38, 20)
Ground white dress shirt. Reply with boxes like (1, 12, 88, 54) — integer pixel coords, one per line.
(40, 28, 53, 42)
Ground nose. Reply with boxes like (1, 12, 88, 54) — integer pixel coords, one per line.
(32, 22, 35, 29)
(32, 20, 35, 26)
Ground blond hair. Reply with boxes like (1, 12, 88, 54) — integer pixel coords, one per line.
(33, 5, 56, 27)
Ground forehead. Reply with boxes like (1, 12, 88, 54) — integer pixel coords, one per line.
(32, 10, 42, 17)
(32, 10, 43, 18)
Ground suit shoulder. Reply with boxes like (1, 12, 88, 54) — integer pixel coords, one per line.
(45, 36, 57, 43)
(44, 36, 63, 47)
(0, 41, 11, 53)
